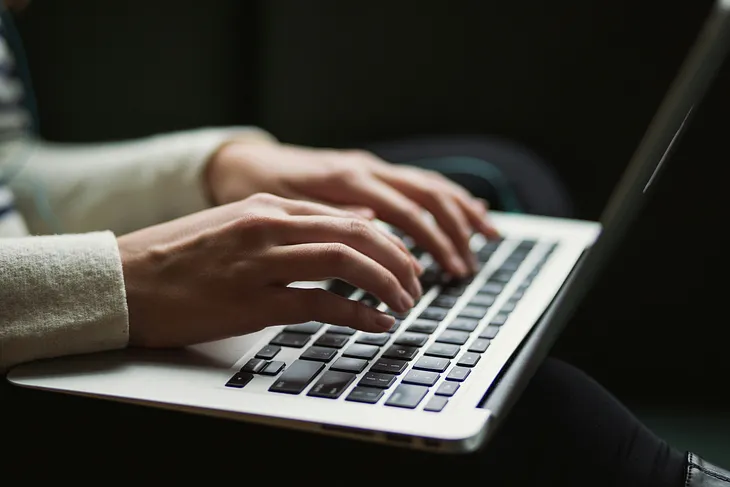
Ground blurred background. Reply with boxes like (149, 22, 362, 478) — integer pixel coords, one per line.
(12, 0, 730, 462)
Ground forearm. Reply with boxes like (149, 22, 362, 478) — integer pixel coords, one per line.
(6, 127, 275, 235)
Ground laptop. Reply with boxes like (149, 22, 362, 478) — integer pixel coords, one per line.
(8, 0, 730, 454)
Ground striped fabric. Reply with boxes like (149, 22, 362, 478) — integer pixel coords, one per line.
(0, 8, 32, 237)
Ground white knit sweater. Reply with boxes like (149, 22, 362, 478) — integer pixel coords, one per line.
(0, 126, 273, 372)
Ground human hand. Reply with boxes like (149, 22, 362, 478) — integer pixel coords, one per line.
(118, 193, 422, 348)
(205, 143, 500, 278)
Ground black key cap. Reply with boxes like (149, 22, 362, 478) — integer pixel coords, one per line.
(425, 343, 460, 359)
(501, 302, 516, 313)
(408, 319, 439, 334)
(435, 381, 460, 396)
(448, 317, 479, 332)
(511, 290, 524, 300)
(346, 386, 384, 404)
(270, 332, 310, 348)
(480, 325, 500, 339)
(241, 358, 267, 373)
(419, 307, 449, 321)
(359, 372, 397, 389)
(459, 305, 488, 320)
(424, 396, 448, 412)
(500, 259, 522, 272)
(468, 338, 491, 353)
(432, 295, 459, 308)
(479, 282, 504, 295)
(382, 344, 419, 361)
(225, 372, 253, 388)
(385, 320, 401, 334)
(490, 270, 513, 283)
(413, 356, 450, 372)
(330, 357, 368, 374)
(260, 360, 286, 376)
(490, 313, 509, 326)
(329, 279, 357, 298)
(446, 366, 471, 382)
(356, 333, 390, 346)
(269, 360, 324, 394)
(469, 294, 496, 307)
(439, 283, 469, 297)
(386, 308, 409, 319)
(255, 344, 281, 360)
(385, 384, 429, 409)
(300, 346, 338, 363)
(402, 370, 440, 387)
(436, 330, 470, 345)
(308, 370, 356, 399)
(328, 325, 357, 335)
(360, 293, 380, 307)
(284, 321, 323, 334)
(314, 333, 350, 349)
(370, 358, 408, 375)
(457, 352, 481, 367)
(343, 344, 380, 360)
(394, 332, 428, 347)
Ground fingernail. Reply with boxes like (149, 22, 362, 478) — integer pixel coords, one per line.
(413, 258, 425, 275)
(450, 256, 469, 277)
(410, 276, 423, 298)
(375, 312, 396, 330)
(399, 291, 415, 311)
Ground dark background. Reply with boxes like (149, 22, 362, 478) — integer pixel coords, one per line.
(11, 0, 730, 402)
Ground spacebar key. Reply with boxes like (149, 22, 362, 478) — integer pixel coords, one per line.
(269, 360, 325, 394)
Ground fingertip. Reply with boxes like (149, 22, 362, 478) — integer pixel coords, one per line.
(375, 312, 396, 331)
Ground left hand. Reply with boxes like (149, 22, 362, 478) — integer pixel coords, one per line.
(205, 142, 500, 277)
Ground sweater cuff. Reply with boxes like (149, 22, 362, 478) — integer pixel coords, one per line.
(0, 231, 129, 371)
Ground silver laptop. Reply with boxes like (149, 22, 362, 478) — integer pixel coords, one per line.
(8, 0, 730, 454)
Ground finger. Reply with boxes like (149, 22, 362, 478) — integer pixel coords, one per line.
(376, 225, 424, 275)
(455, 194, 501, 240)
(377, 174, 477, 272)
(338, 179, 468, 277)
(270, 195, 372, 220)
(263, 243, 416, 313)
(275, 216, 421, 299)
(256, 287, 397, 333)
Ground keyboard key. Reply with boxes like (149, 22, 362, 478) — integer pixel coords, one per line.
(490, 270, 513, 283)
(432, 295, 459, 308)
(330, 357, 368, 374)
(241, 358, 267, 373)
(270, 332, 310, 348)
(269, 360, 325, 394)
(435, 381, 460, 396)
(469, 294, 496, 307)
(501, 302, 516, 313)
(329, 279, 357, 297)
(359, 372, 397, 389)
(382, 344, 419, 361)
(360, 293, 380, 307)
(446, 366, 471, 382)
(284, 321, 323, 334)
(468, 338, 491, 353)
(346, 386, 384, 404)
(425, 343, 460, 359)
(490, 313, 509, 326)
(255, 344, 281, 360)
(479, 282, 504, 295)
(459, 305, 489, 320)
(419, 307, 449, 321)
(448, 318, 479, 332)
(500, 259, 522, 272)
(308, 370, 356, 399)
(511, 290, 524, 300)
(314, 333, 350, 349)
(402, 370, 440, 387)
(385, 320, 401, 334)
(328, 326, 357, 335)
(480, 325, 500, 339)
(260, 360, 286, 376)
(436, 330, 470, 345)
(343, 344, 380, 360)
(394, 332, 428, 347)
(408, 319, 439, 334)
(370, 358, 408, 375)
(225, 372, 253, 388)
(300, 346, 338, 362)
(356, 333, 390, 346)
(413, 356, 450, 372)
(385, 384, 429, 409)
(457, 352, 481, 367)
(424, 396, 449, 412)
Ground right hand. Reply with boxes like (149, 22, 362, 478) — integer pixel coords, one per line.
(118, 193, 423, 348)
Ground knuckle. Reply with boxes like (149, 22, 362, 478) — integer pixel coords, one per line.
(347, 218, 371, 239)
(232, 213, 282, 245)
(327, 166, 362, 185)
(322, 242, 351, 267)
(247, 192, 280, 205)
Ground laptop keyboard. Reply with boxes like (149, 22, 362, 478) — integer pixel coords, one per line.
(225, 236, 557, 413)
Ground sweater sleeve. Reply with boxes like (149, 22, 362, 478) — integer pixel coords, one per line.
(6, 126, 275, 235)
(0, 231, 129, 372)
